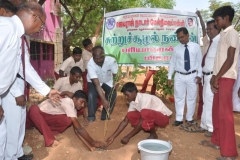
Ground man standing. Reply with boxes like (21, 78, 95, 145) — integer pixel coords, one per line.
(168, 27, 202, 126)
(197, 11, 220, 137)
(87, 46, 118, 121)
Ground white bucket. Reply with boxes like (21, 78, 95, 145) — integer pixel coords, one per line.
(138, 139, 172, 160)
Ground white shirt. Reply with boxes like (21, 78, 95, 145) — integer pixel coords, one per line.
(168, 41, 202, 79)
(202, 35, 220, 73)
(87, 56, 118, 87)
(0, 15, 24, 104)
(9, 41, 50, 98)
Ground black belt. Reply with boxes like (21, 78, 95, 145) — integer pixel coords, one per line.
(203, 71, 213, 75)
(177, 70, 196, 75)
(17, 73, 24, 80)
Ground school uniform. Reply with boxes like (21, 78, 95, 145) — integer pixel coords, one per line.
(200, 34, 220, 132)
(140, 66, 158, 95)
(26, 98, 76, 146)
(82, 49, 92, 93)
(168, 41, 202, 122)
(127, 93, 172, 130)
(0, 40, 50, 160)
(211, 26, 239, 157)
(87, 56, 118, 121)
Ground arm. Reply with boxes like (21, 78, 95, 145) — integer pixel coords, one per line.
(9, 78, 26, 107)
(60, 91, 74, 98)
(106, 116, 129, 146)
(196, 45, 203, 83)
(196, 11, 206, 37)
(71, 117, 105, 148)
(168, 49, 176, 86)
(59, 70, 65, 77)
(92, 17, 104, 46)
(59, 58, 70, 77)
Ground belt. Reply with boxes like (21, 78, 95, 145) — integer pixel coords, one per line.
(177, 70, 196, 75)
(203, 71, 213, 75)
(17, 73, 24, 80)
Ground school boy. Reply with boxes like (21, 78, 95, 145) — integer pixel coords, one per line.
(200, 6, 239, 160)
(106, 82, 172, 146)
(26, 90, 106, 149)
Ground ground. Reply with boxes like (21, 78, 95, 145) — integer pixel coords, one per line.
(25, 74, 240, 160)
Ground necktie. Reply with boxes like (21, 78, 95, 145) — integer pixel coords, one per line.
(184, 44, 190, 71)
(201, 40, 213, 67)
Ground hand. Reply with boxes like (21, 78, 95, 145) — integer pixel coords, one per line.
(195, 10, 201, 17)
(92, 141, 106, 148)
(168, 80, 172, 86)
(121, 136, 130, 144)
(114, 82, 120, 90)
(238, 88, 240, 98)
(102, 99, 110, 112)
(15, 95, 26, 107)
(106, 137, 114, 146)
(195, 76, 201, 84)
(210, 75, 219, 93)
(0, 105, 4, 121)
(48, 89, 61, 106)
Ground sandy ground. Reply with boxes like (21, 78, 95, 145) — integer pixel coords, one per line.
(24, 74, 240, 160)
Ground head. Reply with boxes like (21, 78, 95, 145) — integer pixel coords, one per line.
(176, 27, 189, 44)
(82, 38, 93, 52)
(206, 20, 220, 39)
(72, 47, 82, 62)
(69, 66, 82, 83)
(121, 82, 138, 102)
(72, 90, 87, 110)
(92, 46, 105, 67)
(0, 0, 17, 17)
(212, 5, 235, 29)
(16, 1, 46, 35)
(187, 18, 193, 27)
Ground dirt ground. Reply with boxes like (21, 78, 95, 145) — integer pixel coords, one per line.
(24, 74, 240, 160)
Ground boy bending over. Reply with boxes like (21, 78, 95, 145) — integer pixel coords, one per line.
(106, 82, 172, 145)
(26, 90, 106, 150)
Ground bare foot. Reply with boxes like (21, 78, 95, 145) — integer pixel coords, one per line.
(147, 134, 158, 139)
(54, 134, 63, 141)
(51, 140, 59, 147)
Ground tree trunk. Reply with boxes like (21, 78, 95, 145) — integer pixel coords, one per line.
(63, 44, 71, 60)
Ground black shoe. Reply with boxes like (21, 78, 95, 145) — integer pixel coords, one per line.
(172, 121, 183, 126)
(18, 154, 34, 160)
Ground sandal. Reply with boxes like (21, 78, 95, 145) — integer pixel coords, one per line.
(179, 121, 197, 130)
(204, 131, 212, 137)
(199, 140, 220, 150)
(184, 125, 206, 133)
(216, 156, 236, 160)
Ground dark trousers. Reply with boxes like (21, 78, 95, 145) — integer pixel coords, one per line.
(87, 82, 116, 121)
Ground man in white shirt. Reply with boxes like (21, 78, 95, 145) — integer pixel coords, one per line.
(197, 11, 220, 137)
(168, 27, 202, 126)
(87, 46, 118, 121)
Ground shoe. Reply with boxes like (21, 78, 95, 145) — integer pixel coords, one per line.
(204, 131, 212, 137)
(18, 154, 34, 160)
(172, 121, 183, 126)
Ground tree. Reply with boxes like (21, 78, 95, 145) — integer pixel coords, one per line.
(59, 0, 176, 57)
(200, 0, 240, 31)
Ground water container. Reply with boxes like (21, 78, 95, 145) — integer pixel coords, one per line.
(138, 139, 172, 160)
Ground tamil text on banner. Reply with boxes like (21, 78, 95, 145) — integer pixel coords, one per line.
(102, 8, 200, 66)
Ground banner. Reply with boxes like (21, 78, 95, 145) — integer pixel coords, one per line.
(102, 8, 200, 66)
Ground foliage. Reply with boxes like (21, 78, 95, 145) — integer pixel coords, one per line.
(199, 0, 240, 31)
(153, 67, 175, 97)
(59, 0, 176, 55)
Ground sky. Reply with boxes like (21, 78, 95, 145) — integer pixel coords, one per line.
(174, 0, 239, 12)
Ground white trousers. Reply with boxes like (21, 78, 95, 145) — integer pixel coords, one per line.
(174, 72, 198, 121)
(200, 74, 213, 132)
(0, 78, 25, 160)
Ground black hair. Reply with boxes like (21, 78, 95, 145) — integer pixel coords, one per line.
(70, 66, 82, 75)
(121, 82, 138, 93)
(176, 27, 189, 35)
(92, 46, 104, 52)
(206, 20, 218, 30)
(212, 5, 235, 22)
(0, 0, 17, 13)
(82, 38, 92, 47)
(188, 18, 193, 21)
(72, 47, 82, 55)
(72, 90, 88, 100)
(18, 1, 45, 17)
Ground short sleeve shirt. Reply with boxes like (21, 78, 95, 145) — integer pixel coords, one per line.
(59, 56, 84, 76)
(87, 56, 118, 87)
(128, 93, 172, 116)
(53, 77, 82, 97)
(213, 26, 240, 79)
(39, 98, 77, 118)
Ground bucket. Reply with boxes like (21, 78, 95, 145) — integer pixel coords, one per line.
(138, 139, 172, 160)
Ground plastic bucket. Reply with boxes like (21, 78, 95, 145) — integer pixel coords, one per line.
(138, 139, 172, 160)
